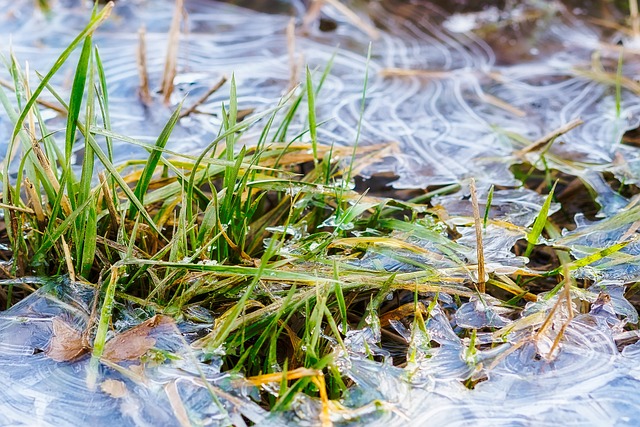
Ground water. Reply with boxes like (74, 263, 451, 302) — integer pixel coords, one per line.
(2, 0, 640, 425)
(4, 0, 640, 195)
(0, 278, 266, 426)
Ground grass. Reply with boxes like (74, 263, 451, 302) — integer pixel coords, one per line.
(1, 2, 640, 422)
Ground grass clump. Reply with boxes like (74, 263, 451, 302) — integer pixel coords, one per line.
(0, 3, 441, 409)
(1, 2, 639, 420)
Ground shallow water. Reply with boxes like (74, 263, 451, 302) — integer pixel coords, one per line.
(2, 0, 640, 425)
(3, 0, 640, 194)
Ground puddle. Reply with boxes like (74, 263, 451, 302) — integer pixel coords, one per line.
(2, 0, 640, 425)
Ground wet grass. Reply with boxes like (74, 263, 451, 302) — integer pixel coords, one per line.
(1, 1, 640, 418)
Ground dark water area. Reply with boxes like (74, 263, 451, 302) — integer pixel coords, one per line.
(2, 0, 640, 425)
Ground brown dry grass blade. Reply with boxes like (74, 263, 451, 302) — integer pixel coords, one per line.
(302, 0, 324, 34)
(100, 379, 128, 398)
(631, 0, 640, 37)
(379, 301, 427, 327)
(179, 76, 227, 119)
(165, 381, 192, 427)
(516, 118, 583, 156)
(324, 0, 379, 40)
(246, 367, 322, 386)
(102, 315, 174, 362)
(47, 316, 88, 362)
(161, 0, 185, 104)
(137, 26, 153, 106)
(469, 178, 485, 293)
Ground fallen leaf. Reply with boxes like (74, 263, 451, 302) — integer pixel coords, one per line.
(129, 364, 145, 377)
(100, 379, 127, 398)
(102, 315, 173, 362)
(46, 317, 88, 362)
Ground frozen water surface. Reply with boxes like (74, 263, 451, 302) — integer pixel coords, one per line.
(1, 0, 640, 425)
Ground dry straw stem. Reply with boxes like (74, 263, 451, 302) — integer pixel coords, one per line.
(246, 367, 323, 386)
(60, 235, 76, 282)
(379, 68, 452, 79)
(161, 0, 185, 105)
(620, 219, 640, 242)
(0, 202, 33, 214)
(516, 117, 583, 156)
(246, 368, 331, 426)
(469, 178, 486, 293)
(631, 0, 640, 38)
(323, 0, 379, 40)
(24, 178, 45, 224)
(286, 17, 300, 91)
(20, 63, 73, 215)
(573, 66, 640, 95)
(546, 266, 575, 359)
(164, 381, 191, 427)
(179, 76, 228, 119)
(479, 92, 526, 117)
(302, 0, 324, 34)
(588, 17, 636, 37)
(99, 172, 120, 232)
(0, 78, 66, 115)
(137, 26, 153, 105)
(311, 374, 331, 427)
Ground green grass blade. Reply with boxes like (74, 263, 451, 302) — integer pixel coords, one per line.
(483, 184, 494, 228)
(83, 128, 163, 236)
(77, 48, 97, 275)
(93, 47, 114, 162)
(80, 200, 98, 278)
(9, 2, 113, 147)
(332, 262, 348, 333)
(65, 35, 92, 170)
(130, 102, 182, 218)
(306, 67, 318, 164)
(31, 195, 94, 263)
(92, 267, 119, 360)
(524, 181, 557, 258)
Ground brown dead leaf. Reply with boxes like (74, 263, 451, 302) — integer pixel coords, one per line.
(129, 364, 146, 377)
(46, 317, 88, 362)
(378, 302, 427, 327)
(100, 379, 128, 398)
(102, 315, 173, 363)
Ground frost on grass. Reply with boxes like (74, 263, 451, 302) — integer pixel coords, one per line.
(2, 0, 640, 426)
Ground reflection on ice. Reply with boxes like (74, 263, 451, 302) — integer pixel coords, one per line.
(5, 274, 639, 426)
(323, 295, 640, 426)
(260, 285, 640, 426)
